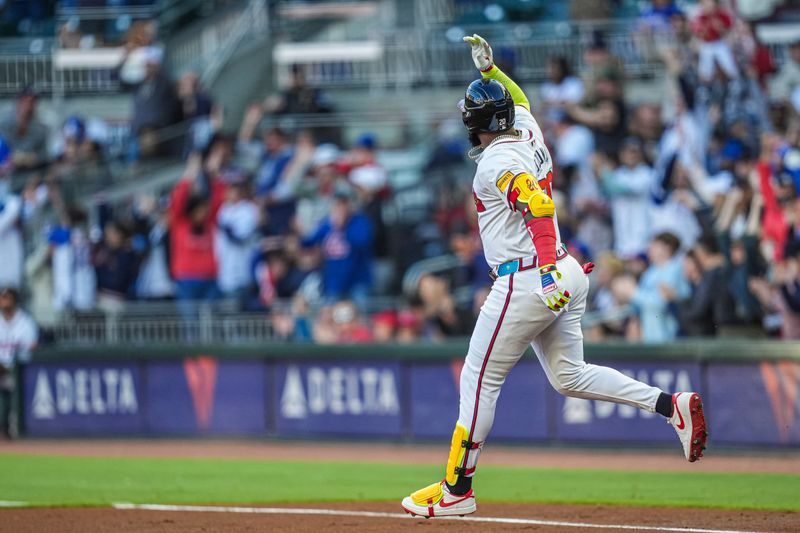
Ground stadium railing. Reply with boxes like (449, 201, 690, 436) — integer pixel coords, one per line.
(0, 39, 56, 96)
(52, 307, 274, 346)
(49, 293, 406, 346)
(274, 18, 659, 90)
(48, 296, 638, 346)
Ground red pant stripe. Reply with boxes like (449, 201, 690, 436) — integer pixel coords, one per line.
(462, 273, 514, 468)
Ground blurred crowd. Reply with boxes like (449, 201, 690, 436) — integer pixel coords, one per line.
(1, 0, 800, 346)
(534, 0, 800, 342)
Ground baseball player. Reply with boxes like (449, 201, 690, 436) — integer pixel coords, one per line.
(401, 35, 708, 519)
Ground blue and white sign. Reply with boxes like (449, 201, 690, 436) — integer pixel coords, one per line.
(23, 362, 144, 434)
(274, 361, 403, 436)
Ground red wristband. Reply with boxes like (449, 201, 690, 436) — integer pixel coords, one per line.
(525, 217, 557, 266)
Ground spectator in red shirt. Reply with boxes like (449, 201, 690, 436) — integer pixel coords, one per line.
(692, 0, 738, 81)
(169, 150, 226, 320)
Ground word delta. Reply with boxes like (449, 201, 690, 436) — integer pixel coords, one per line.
(31, 368, 139, 419)
(281, 365, 399, 419)
(563, 369, 693, 424)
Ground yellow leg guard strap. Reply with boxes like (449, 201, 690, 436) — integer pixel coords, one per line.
(445, 423, 480, 485)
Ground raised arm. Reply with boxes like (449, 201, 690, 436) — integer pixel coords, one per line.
(463, 34, 530, 111)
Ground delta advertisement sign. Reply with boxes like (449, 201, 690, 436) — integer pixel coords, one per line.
(20, 356, 800, 445)
(24, 362, 144, 433)
(23, 358, 267, 435)
(275, 361, 403, 436)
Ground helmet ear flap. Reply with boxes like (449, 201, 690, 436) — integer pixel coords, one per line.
(461, 78, 515, 135)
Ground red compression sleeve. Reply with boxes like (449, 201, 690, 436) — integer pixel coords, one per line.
(525, 217, 557, 266)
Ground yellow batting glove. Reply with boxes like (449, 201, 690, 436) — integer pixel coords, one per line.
(539, 264, 571, 312)
(463, 33, 494, 72)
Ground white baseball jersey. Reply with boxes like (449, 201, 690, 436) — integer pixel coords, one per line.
(0, 310, 38, 369)
(470, 105, 562, 267)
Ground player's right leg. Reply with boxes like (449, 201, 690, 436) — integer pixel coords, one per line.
(531, 257, 708, 461)
(401, 270, 550, 517)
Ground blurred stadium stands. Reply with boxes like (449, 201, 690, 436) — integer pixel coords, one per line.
(0, 0, 799, 352)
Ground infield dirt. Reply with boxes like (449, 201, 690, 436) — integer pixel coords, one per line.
(1, 502, 799, 533)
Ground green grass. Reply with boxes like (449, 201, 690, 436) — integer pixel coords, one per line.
(1, 454, 798, 511)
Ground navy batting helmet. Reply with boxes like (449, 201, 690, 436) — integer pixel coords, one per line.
(460, 78, 515, 142)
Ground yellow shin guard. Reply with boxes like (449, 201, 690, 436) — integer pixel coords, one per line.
(445, 423, 479, 485)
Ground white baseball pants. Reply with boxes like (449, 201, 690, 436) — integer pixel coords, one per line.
(456, 254, 663, 473)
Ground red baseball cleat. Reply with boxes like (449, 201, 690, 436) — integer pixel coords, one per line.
(668, 392, 708, 462)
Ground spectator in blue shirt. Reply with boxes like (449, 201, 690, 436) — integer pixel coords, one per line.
(303, 190, 373, 308)
(254, 127, 295, 235)
(631, 232, 690, 343)
(255, 127, 294, 198)
(639, 0, 683, 32)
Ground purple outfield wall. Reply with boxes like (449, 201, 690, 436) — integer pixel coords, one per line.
(19, 355, 800, 446)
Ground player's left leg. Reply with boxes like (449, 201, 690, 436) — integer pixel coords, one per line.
(531, 256, 708, 461)
(401, 270, 554, 518)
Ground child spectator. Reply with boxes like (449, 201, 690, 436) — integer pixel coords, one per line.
(631, 232, 690, 343)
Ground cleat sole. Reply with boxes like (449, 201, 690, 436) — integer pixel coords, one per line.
(687, 394, 708, 463)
